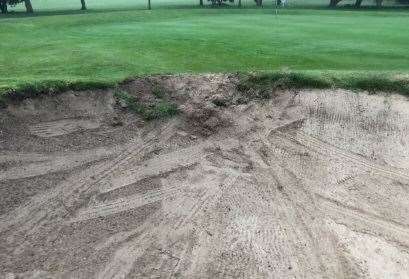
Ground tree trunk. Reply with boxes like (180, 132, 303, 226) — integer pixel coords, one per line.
(80, 0, 87, 10)
(148, 0, 151, 9)
(0, 1, 7, 14)
(354, 0, 363, 7)
(256, 0, 263, 6)
(238, 0, 242, 7)
(199, 0, 203, 6)
(24, 0, 33, 13)
(329, 0, 342, 7)
(375, 0, 382, 7)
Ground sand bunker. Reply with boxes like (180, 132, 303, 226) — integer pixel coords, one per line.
(1, 75, 409, 278)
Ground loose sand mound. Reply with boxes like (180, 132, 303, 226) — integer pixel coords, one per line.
(1, 75, 409, 278)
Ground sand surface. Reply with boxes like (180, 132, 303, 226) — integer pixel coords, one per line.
(1, 75, 409, 278)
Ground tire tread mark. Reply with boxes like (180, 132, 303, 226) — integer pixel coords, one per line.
(101, 138, 239, 194)
(317, 193, 409, 243)
(98, 173, 240, 279)
(274, 130, 409, 182)
(0, 122, 176, 231)
(70, 184, 185, 223)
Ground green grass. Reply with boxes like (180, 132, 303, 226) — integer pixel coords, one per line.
(1, 0, 409, 91)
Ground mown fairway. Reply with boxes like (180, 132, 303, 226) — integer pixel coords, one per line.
(1, 0, 409, 88)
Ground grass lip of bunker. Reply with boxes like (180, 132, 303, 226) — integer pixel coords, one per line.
(2, 71, 409, 108)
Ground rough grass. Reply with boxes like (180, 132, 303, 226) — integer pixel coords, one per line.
(113, 90, 179, 120)
(237, 71, 409, 99)
(0, 79, 114, 107)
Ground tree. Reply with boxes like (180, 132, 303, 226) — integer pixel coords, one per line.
(254, 0, 263, 6)
(24, 0, 32, 12)
(199, 0, 203, 6)
(354, 0, 362, 7)
(208, 0, 228, 5)
(80, 0, 86, 10)
(0, 0, 7, 13)
(1, 0, 33, 13)
(329, 0, 342, 7)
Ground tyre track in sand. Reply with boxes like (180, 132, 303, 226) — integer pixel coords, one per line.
(267, 122, 409, 246)
(273, 130, 409, 182)
(253, 132, 345, 278)
(0, 147, 118, 182)
(29, 118, 101, 138)
(99, 138, 239, 194)
(317, 193, 409, 248)
(70, 183, 186, 223)
(68, 138, 240, 224)
(98, 173, 240, 279)
(0, 122, 176, 233)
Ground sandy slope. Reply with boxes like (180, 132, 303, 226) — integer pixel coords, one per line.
(1, 75, 409, 278)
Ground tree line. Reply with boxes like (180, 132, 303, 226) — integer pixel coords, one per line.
(0, 0, 86, 13)
(208, 0, 408, 7)
(329, 0, 383, 7)
(1, 0, 408, 14)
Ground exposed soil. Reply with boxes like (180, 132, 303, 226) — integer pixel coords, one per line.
(1, 74, 409, 278)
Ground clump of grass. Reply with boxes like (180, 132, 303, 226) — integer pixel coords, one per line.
(148, 101, 179, 120)
(152, 83, 167, 99)
(114, 90, 178, 121)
